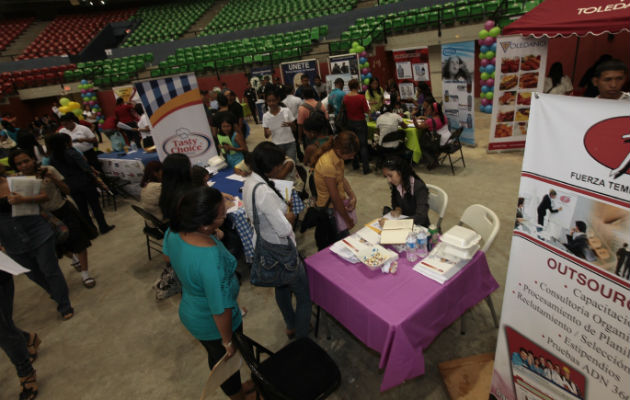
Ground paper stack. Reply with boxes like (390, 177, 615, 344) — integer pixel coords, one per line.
(330, 234, 398, 271)
(7, 177, 41, 217)
(379, 219, 414, 245)
(413, 243, 468, 284)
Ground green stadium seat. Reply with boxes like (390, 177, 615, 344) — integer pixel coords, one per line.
(416, 13, 428, 28)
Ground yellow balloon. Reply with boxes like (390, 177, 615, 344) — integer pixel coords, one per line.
(68, 101, 80, 110)
(58, 106, 70, 114)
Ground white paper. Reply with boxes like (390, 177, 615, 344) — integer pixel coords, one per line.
(226, 196, 243, 214)
(356, 226, 381, 245)
(0, 251, 30, 275)
(225, 174, 246, 182)
(7, 177, 41, 217)
(270, 179, 294, 202)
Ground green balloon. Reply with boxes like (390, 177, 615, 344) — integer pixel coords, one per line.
(363, 78, 370, 85)
(485, 92, 494, 100)
(59, 97, 70, 106)
(357, 46, 365, 52)
(479, 29, 489, 39)
(490, 71, 495, 78)
(478, 52, 486, 60)
(352, 41, 360, 48)
(485, 51, 495, 59)
(480, 72, 490, 81)
(489, 27, 501, 37)
(72, 108, 82, 116)
(363, 62, 370, 68)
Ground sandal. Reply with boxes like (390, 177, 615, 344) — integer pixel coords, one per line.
(19, 370, 38, 400)
(82, 277, 96, 289)
(26, 333, 41, 363)
(62, 312, 74, 320)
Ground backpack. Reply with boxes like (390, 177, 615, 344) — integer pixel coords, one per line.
(300, 101, 333, 135)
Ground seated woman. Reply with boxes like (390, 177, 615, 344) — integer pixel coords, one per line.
(381, 156, 430, 227)
(217, 118, 247, 168)
(412, 96, 450, 170)
(140, 161, 163, 222)
(374, 104, 407, 148)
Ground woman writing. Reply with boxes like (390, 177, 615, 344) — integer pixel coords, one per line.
(163, 186, 254, 400)
(382, 156, 430, 227)
(342, 79, 370, 174)
(312, 131, 359, 249)
(365, 77, 384, 115)
(413, 96, 450, 170)
(217, 118, 247, 168)
(140, 161, 163, 223)
(243, 142, 311, 339)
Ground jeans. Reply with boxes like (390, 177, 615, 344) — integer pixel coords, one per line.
(274, 260, 311, 338)
(247, 101, 259, 124)
(199, 323, 243, 396)
(347, 119, 370, 173)
(9, 236, 73, 316)
(277, 142, 297, 163)
(71, 185, 109, 231)
(0, 274, 34, 378)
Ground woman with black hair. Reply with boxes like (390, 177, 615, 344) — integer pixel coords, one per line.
(381, 155, 430, 227)
(365, 77, 384, 115)
(243, 142, 311, 339)
(163, 186, 254, 400)
(413, 96, 451, 169)
(442, 56, 472, 84)
(544, 62, 573, 95)
(413, 82, 433, 117)
(158, 153, 193, 223)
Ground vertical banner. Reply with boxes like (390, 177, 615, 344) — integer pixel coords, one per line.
(280, 59, 320, 92)
(392, 47, 430, 101)
(328, 53, 360, 80)
(134, 74, 218, 165)
(441, 41, 476, 146)
(488, 35, 548, 151)
(249, 66, 273, 92)
(490, 94, 630, 400)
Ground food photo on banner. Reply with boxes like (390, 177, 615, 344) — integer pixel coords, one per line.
(280, 58, 320, 91)
(134, 74, 218, 165)
(441, 41, 476, 146)
(329, 53, 360, 79)
(392, 47, 430, 101)
(489, 35, 548, 151)
(490, 94, 630, 400)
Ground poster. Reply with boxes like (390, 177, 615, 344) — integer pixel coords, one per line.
(441, 41, 475, 146)
(280, 59, 320, 91)
(325, 73, 352, 93)
(112, 85, 140, 103)
(489, 94, 630, 400)
(134, 74, 218, 165)
(250, 66, 273, 92)
(488, 35, 548, 151)
(392, 47, 430, 100)
(328, 53, 360, 80)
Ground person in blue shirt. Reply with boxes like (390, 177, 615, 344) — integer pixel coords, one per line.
(328, 78, 346, 114)
(163, 186, 253, 400)
(511, 348, 529, 368)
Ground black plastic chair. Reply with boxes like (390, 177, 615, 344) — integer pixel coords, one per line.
(131, 205, 167, 260)
(438, 127, 466, 175)
(374, 130, 411, 169)
(233, 331, 341, 400)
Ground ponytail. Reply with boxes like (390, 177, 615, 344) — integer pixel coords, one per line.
(249, 142, 288, 203)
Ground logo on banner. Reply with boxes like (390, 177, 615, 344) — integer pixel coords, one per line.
(583, 116, 630, 179)
(500, 40, 547, 53)
(162, 128, 212, 157)
(500, 42, 511, 52)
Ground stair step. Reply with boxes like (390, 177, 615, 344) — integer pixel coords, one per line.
(185, 0, 229, 35)
(1, 20, 51, 58)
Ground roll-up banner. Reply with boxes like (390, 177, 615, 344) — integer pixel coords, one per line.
(328, 53, 360, 80)
(134, 74, 218, 165)
(441, 41, 476, 146)
(488, 35, 548, 152)
(392, 47, 430, 101)
(250, 66, 273, 92)
(489, 94, 630, 400)
(280, 59, 320, 91)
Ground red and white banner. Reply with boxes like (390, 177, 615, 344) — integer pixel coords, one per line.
(392, 47, 430, 100)
(490, 94, 630, 400)
(488, 35, 548, 151)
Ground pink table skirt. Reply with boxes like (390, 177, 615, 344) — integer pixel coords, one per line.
(305, 249, 499, 391)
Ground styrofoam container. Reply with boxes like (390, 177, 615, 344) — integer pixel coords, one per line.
(442, 243, 480, 259)
(440, 225, 481, 249)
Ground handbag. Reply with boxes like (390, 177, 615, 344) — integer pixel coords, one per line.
(41, 210, 69, 244)
(249, 182, 300, 287)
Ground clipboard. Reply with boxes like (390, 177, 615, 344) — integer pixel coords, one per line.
(200, 350, 243, 400)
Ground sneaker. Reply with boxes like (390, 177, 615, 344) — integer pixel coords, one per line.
(155, 284, 181, 300)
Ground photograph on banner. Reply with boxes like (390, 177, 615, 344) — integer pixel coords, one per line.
(325, 73, 352, 93)
(134, 74, 218, 165)
(280, 59, 320, 91)
(329, 53, 360, 79)
(413, 63, 429, 81)
(488, 35, 547, 151)
(441, 41, 475, 145)
(249, 66, 273, 91)
(112, 85, 140, 103)
(392, 47, 430, 100)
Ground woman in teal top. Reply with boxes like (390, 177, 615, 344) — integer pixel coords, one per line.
(163, 186, 251, 399)
(217, 119, 247, 168)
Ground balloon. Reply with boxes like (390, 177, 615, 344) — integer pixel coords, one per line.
(357, 46, 365, 53)
(366, 72, 372, 79)
(67, 101, 80, 110)
(487, 78, 494, 87)
(478, 52, 486, 60)
(352, 41, 360, 48)
(485, 51, 495, 59)
(362, 85, 368, 91)
(479, 66, 486, 74)
(363, 62, 370, 68)
(362, 68, 368, 75)
(484, 105, 493, 113)
(485, 92, 494, 100)
(80, 79, 87, 84)
(477, 39, 484, 46)
(480, 72, 489, 81)
(59, 97, 70, 106)
(486, 64, 495, 74)
(96, 112, 102, 116)
(81, 89, 86, 94)
(478, 29, 489, 39)
(359, 57, 367, 64)
(484, 20, 495, 30)
(58, 106, 70, 114)
(480, 59, 489, 67)
(490, 71, 495, 78)
(89, 100, 96, 106)
(481, 98, 489, 106)
(72, 108, 82, 116)
(483, 37, 494, 46)
(480, 45, 489, 53)
(491, 57, 496, 65)
(360, 51, 367, 57)
(480, 105, 485, 112)
(490, 42, 497, 52)
(481, 85, 489, 93)
(489, 26, 501, 37)
(363, 78, 370, 85)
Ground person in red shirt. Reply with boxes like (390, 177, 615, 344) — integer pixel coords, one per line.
(114, 98, 141, 147)
(342, 79, 371, 174)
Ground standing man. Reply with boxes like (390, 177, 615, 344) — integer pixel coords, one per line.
(114, 97, 140, 147)
(59, 114, 100, 170)
(274, 77, 286, 94)
(295, 75, 320, 101)
(593, 59, 629, 100)
(616, 243, 629, 277)
(282, 87, 303, 160)
(243, 82, 259, 124)
(328, 78, 346, 114)
(536, 189, 562, 228)
(312, 76, 327, 100)
(225, 90, 245, 137)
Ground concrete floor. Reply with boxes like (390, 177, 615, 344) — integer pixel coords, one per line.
(0, 110, 525, 399)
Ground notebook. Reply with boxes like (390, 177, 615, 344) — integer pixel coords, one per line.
(380, 218, 414, 244)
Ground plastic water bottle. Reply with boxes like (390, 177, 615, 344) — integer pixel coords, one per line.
(130, 141, 138, 152)
(416, 230, 428, 259)
(406, 233, 418, 263)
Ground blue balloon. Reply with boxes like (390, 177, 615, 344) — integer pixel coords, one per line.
(81, 79, 87, 85)
(366, 72, 372, 78)
(484, 105, 493, 113)
(479, 66, 487, 73)
(481, 85, 489, 93)
(359, 57, 367, 64)
(361, 74, 366, 80)
(490, 42, 497, 52)
(480, 104, 485, 112)
(486, 64, 495, 74)
(480, 45, 489, 53)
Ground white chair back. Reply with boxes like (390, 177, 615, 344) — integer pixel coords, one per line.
(459, 204, 500, 253)
(426, 184, 448, 231)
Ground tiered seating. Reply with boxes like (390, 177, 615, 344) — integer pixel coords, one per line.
(154, 26, 326, 77)
(0, 64, 76, 93)
(202, 0, 352, 35)
(121, 0, 213, 47)
(0, 18, 34, 52)
(66, 53, 153, 86)
(19, 9, 136, 60)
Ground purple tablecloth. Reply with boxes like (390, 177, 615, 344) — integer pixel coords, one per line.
(305, 249, 499, 391)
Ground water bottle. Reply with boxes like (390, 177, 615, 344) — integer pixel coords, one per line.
(416, 230, 428, 258)
(406, 233, 418, 263)
(130, 141, 138, 152)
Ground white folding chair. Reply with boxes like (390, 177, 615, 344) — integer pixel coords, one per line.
(426, 184, 448, 233)
(458, 204, 500, 334)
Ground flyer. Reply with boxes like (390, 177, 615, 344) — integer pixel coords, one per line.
(279, 59, 320, 91)
(392, 47, 430, 100)
(328, 53, 360, 80)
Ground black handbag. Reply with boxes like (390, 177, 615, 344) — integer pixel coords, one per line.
(249, 183, 300, 287)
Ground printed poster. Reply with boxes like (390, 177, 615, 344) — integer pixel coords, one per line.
(134, 74, 218, 165)
(250, 66, 273, 92)
(441, 41, 475, 146)
(112, 84, 140, 103)
(328, 53, 360, 80)
(325, 73, 352, 93)
(280, 59, 320, 92)
(489, 35, 548, 151)
(490, 94, 630, 400)
(392, 47, 431, 100)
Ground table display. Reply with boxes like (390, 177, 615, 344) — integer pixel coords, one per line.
(98, 150, 160, 198)
(367, 121, 423, 163)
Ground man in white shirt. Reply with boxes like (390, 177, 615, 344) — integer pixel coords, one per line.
(135, 104, 153, 148)
(593, 59, 629, 100)
(59, 114, 100, 170)
(282, 88, 302, 121)
(375, 105, 407, 148)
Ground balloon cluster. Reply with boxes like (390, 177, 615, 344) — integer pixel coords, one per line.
(349, 41, 370, 92)
(478, 21, 501, 113)
(78, 80, 105, 128)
